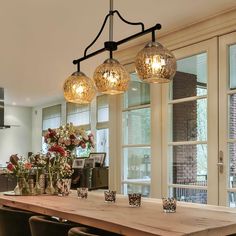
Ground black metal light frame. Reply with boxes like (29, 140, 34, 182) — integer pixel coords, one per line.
(72, 1, 162, 72)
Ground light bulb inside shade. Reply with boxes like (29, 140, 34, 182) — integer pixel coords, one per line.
(135, 41, 176, 83)
(73, 84, 84, 94)
(93, 58, 130, 95)
(63, 71, 96, 104)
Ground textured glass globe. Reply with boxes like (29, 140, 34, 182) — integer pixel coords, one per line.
(63, 71, 96, 104)
(135, 41, 176, 83)
(93, 58, 130, 95)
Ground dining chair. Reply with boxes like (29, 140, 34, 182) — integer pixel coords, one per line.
(0, 205, 35, 236)
(29, 215, 78, 236)
(68, 227, 122, 236)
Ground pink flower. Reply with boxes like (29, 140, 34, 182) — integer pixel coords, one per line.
(64, 140, 71, 146)
(24, 163, 32, 170)
(74, 139, 79, 145)
(58, 138, 64, 144)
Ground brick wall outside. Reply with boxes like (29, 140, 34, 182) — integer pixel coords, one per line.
(229, 94, 236, 177)
(172, 72, 207, 203)
(172, 71, 197, 185)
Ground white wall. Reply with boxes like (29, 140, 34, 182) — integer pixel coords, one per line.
(0, 105, 32, 166)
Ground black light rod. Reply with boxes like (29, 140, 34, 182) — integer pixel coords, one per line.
(116, 23, 161, 46)
(73, 23, 161, 65)
(73, 47, 106, 64)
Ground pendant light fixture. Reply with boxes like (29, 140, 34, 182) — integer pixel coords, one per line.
(64, 0, 176, 104)
(63, 71, 96, 104)
(93, 0, 130, 95)
(135, 39, 176, 83)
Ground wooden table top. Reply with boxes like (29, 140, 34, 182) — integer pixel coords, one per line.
(0, 191, 236, 236)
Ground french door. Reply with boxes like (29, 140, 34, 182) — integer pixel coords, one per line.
(118, 32, 236, 207)
(163, 38, 219, 205)
(219, 32, 236, 207)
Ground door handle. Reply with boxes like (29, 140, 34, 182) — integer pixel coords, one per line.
(218, 151, 224, 174)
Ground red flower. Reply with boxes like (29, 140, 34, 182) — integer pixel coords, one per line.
(48, 145, 66, 157)
(48, 129, 56, 137)
(7, 163, 14, 172)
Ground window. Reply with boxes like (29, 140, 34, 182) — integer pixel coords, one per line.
(97, 95, 109, 123)
(66, 103, 90, 129)
(122, 72, 151, 197)
(42, 104, 62, 153)
(66, 103, 91, 157)
(226, 44, 236, 206)
(168, 53, 208, 204)
(42, 105, 61, 131)
(96, 95, 109, 166)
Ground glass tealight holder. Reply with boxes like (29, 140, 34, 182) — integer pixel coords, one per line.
(104, 190, 116, 203)
(128, 193, 142, 207)
(162, 197, 176, 213)
(77, 187, 88, 199)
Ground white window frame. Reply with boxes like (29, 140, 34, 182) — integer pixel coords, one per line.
(162, 38, 218, 205)
(219, 31, 236, 206)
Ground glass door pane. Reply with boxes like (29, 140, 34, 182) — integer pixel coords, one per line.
(168, 53, 208, 204)
(164, 38, 218, 205)
(219, 32, 236, 206)
(122, 72, 151, 196)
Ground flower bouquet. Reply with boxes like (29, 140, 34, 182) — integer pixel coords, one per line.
(29, 153, 47, 194)
(6, 123, 94, 196)
(43, 123, 95, 195)
(7, 154, 33, 195)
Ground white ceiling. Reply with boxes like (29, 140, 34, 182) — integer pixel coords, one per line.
(1, 0, 236, 107)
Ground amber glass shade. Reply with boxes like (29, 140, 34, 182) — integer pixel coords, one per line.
(63, 71, 96, 104)
(93, 58, 130, 95)
(135, 41, 176, 83)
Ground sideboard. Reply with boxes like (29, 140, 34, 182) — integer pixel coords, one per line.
(71, 167, 108, 190)
(0, 174, 16, 192)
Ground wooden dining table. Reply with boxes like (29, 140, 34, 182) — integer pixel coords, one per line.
(0, 191, 236, 236)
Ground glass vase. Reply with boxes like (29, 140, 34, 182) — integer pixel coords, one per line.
(18, 177, 31, 195)
(14, 178, 22, 195)
(34, 169, 42, 195)
(34, 181, 42, 195)
(45, 172, 55, 195)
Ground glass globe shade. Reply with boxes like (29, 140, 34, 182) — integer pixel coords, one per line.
(135, 41, 176, 83)
(63, 71, 96, 104)
(93, 58, 130, 95)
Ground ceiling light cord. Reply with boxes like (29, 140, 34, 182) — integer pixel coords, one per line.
(109, 0, 114, 42)
(152, 30, 156, 42)
(109, 0, 114, 59)
(77, 62, 80, 72)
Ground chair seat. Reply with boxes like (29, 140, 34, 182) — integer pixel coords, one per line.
(68, 227, 122, 236)
(29, 215, 79, 236)
(0, 206, 35, 236)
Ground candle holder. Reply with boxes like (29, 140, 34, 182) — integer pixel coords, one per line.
(162, 197, 176, 213)
(77, 187, 88, 199)
(128, 193, 142, 207)
(104, 190, 116, 203)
